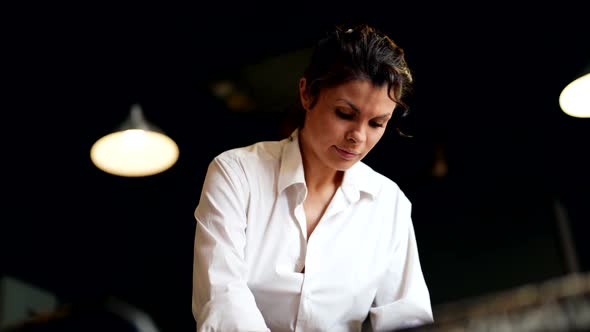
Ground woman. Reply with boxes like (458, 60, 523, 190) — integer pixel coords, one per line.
(192, 23, 433, 332)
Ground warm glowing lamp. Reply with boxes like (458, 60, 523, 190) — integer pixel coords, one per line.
(90, 104, 179, 177)
(559, 64, 590, 118)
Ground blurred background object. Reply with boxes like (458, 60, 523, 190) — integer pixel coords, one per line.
(0, 276, 58, 329)
(90, 103, 179, 177)
(399, 272, 590, 332)
(559, 62, 590, 118)
(2, 292, 160, 332)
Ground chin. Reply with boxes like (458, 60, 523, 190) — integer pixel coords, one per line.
(333, 160, 357, 171)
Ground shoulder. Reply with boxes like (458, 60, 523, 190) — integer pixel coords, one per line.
(364, 167, 415, 237)
(211, 138, 287, 170)
(356, 161, 409, 204)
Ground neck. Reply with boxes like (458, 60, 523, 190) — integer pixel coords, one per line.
(298, 130, 343, 192)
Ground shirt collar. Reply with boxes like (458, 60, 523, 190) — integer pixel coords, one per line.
(341, 159, 379, 201)
(278, 128, 379, 199)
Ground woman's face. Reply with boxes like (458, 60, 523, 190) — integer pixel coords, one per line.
(299, 79, 396, 171)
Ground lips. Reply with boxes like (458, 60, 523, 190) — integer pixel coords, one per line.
(334, 146, 359, 160)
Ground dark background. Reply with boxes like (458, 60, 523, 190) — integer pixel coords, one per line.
(3, 2, 589, 331)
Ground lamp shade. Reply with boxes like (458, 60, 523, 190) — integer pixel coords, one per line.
(90, 104, 179, 177)
(559, 64, 590, 118)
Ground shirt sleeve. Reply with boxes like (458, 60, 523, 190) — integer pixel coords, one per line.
(192, 156, 270, 332)
(368, 193, 434, 332)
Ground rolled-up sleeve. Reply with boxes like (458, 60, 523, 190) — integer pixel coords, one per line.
(368, 194, 433, 331)
(192, 156, 270, 332)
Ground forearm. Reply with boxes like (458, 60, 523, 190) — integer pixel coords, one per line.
(193, 220, 268, 331)
(194, 288, 269, 332)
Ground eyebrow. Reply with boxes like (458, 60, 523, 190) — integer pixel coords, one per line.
(338, 99, 393, 119)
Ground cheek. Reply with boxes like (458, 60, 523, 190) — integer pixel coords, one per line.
(315, 116, 343, 135)
(366, 131, 384, 149)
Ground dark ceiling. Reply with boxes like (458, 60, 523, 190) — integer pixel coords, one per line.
(4, 3, 590, 331)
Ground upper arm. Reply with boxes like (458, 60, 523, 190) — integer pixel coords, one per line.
(193, 156, 252, 310)
(369, 189, 433, 330)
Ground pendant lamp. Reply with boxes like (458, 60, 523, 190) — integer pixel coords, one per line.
(559, 63, 590, 118)
(90, 104, 179, 177)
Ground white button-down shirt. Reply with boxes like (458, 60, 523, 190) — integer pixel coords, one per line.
(192, 130, 433, 332)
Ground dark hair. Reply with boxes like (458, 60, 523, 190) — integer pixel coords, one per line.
(280, 23, 414, 137)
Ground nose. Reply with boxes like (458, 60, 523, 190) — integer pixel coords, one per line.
(347, 125, 366, 144)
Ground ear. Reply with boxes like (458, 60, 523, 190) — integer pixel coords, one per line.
(299, 77, 311, 110)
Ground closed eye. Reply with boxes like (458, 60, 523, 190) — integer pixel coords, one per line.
(336, 109, 354, 119)
(338, 109, 386, 128)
